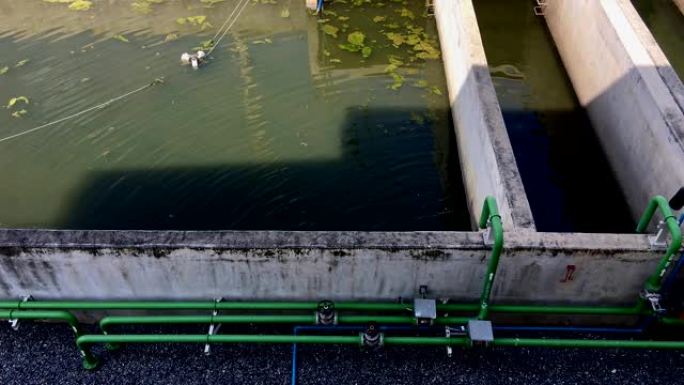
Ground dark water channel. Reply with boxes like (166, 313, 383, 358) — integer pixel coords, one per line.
(474, 0, 634, 233)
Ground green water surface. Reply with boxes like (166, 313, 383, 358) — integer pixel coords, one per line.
(0, 0, 470, 230)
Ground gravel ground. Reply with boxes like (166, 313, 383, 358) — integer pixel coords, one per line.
(2, 322, 684, 385)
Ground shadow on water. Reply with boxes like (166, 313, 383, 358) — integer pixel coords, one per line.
(61, 107, 471, 231)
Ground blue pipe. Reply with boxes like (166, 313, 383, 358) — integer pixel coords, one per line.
(291, 324, 428, 385)
(316, 0, 324, 14)
(291, 216, 684, 384)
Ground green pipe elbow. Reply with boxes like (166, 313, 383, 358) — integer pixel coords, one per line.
(477, 196, 504, 320)
(636, 195, 683, 292)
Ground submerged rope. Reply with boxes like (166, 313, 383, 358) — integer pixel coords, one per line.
(1, 1, 251, 145)
(0, 78, 164, 144)
(206, 0, 251, 55)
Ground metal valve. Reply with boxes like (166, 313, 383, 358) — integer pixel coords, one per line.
(361, 323, 383, 349)
(316, 300, 337, 325)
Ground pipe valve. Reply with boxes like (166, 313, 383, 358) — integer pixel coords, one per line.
(316, 300, 337, 325)
(361, 323, 383, 349)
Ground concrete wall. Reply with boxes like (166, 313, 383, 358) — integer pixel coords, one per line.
(0, 229, 664, 306)
(544, 0, 684, 221)
(617, 0, 684, 113)
(675, 0, 684, 16)
(434, 0, 536, 231)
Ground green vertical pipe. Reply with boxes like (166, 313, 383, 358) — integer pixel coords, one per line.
(636, 195, 683, 293)
(477, 196, 504, 320)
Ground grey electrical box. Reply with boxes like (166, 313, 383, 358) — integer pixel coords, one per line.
(413, 298, 437, 320)
(467, 320, 494, 343)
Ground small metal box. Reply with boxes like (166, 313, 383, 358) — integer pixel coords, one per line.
(413, 298, 437, 320)
(467, 320, 494, 343)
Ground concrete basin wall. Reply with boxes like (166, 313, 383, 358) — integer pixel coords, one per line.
(0, 229, 663, 306)
(544, 0, 684, 221)
(675, 0, 684, 15)
(434, 0, 535, 231)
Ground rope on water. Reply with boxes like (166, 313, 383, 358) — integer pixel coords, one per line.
(0, 78, 164, 144)
(206, 0, 251, 55)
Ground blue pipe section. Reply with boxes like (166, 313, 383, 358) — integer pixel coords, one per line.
(316, 0, 324, 14)
(290, 322, 652, 384)
(291, 325, 428, 385)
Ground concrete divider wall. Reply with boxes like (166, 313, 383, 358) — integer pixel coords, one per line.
(675, 0, 684, 15)
(0, 230, 662, 305)
(616, 0, 684, 114)
(434, 0, 535, 231)
(544, 0, 684, 221)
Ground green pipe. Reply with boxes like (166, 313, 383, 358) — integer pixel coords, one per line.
(636, 195, 683, 293)
(0, 299, 655, 317)
(77, 333, 362, 369)
(384, 336, 469, 346)
(0, 309, 82, 336)
(486, 304, 643, 315)
(659, 317, 684, 326)
(494, 338, 684, 349)
(100, 314, 317, 334)
(477, 196, 504, 320)
(0, 300, 416, 312)
(0, 309, 86, 365)
(0, 300, 321, 311)
(77, 332, 684, 370)
(76, 333, 471, 370)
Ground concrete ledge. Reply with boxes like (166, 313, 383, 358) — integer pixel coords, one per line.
(675, 0, 684, 15)
(0, 229, 662, 306)
(617, 0, 684, 114)
(544, 0, 684, 220)
(434, 0, 535, 231)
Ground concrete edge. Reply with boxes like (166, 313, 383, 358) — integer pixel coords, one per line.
(616, 0, 684, 116)
(0, 229, 653, 253)
(434, 0, 536, 232)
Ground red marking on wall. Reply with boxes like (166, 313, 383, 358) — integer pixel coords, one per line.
(561, 265, 576, 283)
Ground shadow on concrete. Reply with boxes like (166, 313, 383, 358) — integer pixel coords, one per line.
(61, 107, 471, 231)
(471, 0, 639, 233)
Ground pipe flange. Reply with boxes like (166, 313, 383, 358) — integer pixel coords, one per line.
(316, 300, 337, 325)
(361, 323, 384, 349)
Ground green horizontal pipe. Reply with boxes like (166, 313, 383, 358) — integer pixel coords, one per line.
(0, 300, 652, 317)
(0, 300, 417, 312)
(0, 300, 321, 311)
(100, 314, 318, 334)
(659, 317, 684, 326)
(494, 338, 684, 349)
(77, 333, 364, 369)
(99, 314, 475, 336)
(0, 309, 82, 336)
(76, 333, 472, 370)
(384, 336, 468, 346)
(487, 305, 643, 315)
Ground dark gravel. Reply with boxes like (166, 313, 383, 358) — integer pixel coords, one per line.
(2, 322, 684, 385)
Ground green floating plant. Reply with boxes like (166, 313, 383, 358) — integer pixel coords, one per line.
(7, 96, 30, 109)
